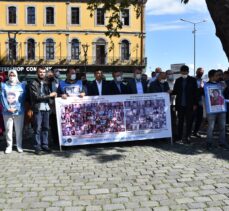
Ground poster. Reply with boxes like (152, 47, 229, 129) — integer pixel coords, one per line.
(204, 83, 227, 114)
(55, 93, 172, 147)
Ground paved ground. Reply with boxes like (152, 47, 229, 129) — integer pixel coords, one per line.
(0, 131, 229, 211)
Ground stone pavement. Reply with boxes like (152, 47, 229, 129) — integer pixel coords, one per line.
(0, 134, 229, 211)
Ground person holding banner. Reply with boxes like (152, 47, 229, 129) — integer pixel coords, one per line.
(148, 72, 170, 93)
(1, 70, 26, 154)
(87, 69, 110, 96)
(30, 66, 57, 155)
(205, 69, 229, 150)
(57, 67, 85, 98)
(110, 70, 131, 95)
(128, 68, 148, 94)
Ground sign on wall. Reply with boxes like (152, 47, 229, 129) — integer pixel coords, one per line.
(55, 93, 172, 148)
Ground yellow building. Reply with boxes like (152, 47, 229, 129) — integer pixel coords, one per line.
(0, 0, 147, 76)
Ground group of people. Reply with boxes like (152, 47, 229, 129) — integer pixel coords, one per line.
(0, 64, 229, 155)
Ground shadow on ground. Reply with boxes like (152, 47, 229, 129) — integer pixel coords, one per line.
(0, 129, 228, 163)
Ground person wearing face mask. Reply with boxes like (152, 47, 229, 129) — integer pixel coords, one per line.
(147, 67, 162, 87)
(1, 70, 26, 154)
(206, 69, 229, 150)
(57, 67, 85, 98)
(48, 68, 61, 93)
(109, 70, 131, 95)
(30, 66, 57, 155)
(48, 68, 62, 146)
(128, 68, 148, 94)
(166, 70, 178, 141)
(173, 65, 198, 143)
(80, 73, 90, 96)
(191, 67, 205, 138)
(148, 72, 170, 93)
(87, 69, 110, 96)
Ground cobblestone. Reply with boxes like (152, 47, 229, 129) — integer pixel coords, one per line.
(0, 135, 228, 210)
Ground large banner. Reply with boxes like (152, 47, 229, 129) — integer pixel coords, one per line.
(55, 93, 172, 146)
(204, 83, 227, 114)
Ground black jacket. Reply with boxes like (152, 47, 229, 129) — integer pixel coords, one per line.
(173, 76, 198, 110)
(148, 80, 170, 93)
(29, 78, 53, 112)
(87, 80, 110, 96)
(128, 78, 148, 94)
(109, 80, 131, 95)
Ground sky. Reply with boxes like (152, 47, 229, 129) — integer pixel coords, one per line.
(145, 0, 229, 76)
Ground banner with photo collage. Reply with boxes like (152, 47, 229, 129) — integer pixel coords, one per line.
(55, 93, 172, 147)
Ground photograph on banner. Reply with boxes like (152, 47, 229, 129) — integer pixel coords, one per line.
(55, 93, 172, 146)
(204, 83, 227, 114)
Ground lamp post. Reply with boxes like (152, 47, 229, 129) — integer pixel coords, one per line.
(180, 19, 206, 76)
(82, 44, 89, 73)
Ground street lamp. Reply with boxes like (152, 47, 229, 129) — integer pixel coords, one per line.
(180, 18, 206, 76)
(82, 44, 89, 73)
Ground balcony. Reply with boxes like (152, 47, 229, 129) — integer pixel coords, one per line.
(0, 56, 147, 67)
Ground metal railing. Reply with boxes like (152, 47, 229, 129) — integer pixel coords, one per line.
(0, 56, 147, 66)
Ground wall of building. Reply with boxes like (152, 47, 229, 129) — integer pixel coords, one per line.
(0, 1, 146, 72)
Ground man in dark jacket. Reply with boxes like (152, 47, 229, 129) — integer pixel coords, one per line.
(109, 70, 131, 95)
(128, 68, 148, 94)
(87, 69, 110, 96)
(30, 66, 57, 155)
(148, 72, 170, 93)
(173, 65, 198, 143)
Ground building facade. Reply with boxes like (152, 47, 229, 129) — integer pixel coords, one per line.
(0, 0, 147, 75)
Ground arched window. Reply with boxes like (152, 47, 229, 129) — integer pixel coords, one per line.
(46, 38, 55, 60)
(95, 38, 106, 64)
(8, 6, 16, 24)
(27, 7, 35, 24)
(27, 39, 35, 60)
(71, 39, 80, 60)
(8, 38, 17, 60)
(46, 7, 54, 24)
(121, 40, 130, 60)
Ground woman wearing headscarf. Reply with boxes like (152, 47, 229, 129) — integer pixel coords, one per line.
(0, 72, 7, 136)
(1, 70, 26, 153)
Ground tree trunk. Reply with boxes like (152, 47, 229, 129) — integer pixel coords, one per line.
(206, 0, 229, 62)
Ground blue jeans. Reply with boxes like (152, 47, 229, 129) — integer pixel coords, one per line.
(33, 111, 50, 150)
(207, 112, 226, 145)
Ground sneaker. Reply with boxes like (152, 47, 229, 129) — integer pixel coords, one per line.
(219, 143, 229, 150)
(17, 148, 23, 153)
(192, 133, 204, 138)
(5, 147, 12, 154)
(42, 147, 52, 153)
(35, 149, 42, 155)
(206, 143, 212, 150)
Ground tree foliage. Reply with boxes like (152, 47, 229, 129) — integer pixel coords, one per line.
(87, 0, 144, 38)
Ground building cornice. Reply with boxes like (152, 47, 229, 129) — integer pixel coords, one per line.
(0, 30, 146, 36)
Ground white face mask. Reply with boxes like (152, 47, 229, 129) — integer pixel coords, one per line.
(167, 75, 174, 81)
(181, 74, 188, 79)
(54, 72, 60, 78)
(9, 76, 17, 83)
(116, 76, 122, 82)
(160, 79, 166, 84)
(135, 74, 142, 80)
(70, 74, 76, 80)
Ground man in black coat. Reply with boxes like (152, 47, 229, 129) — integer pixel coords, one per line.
(109, 70, 131, 95)
(87, 69, 110, 96)
(128, 68, 148, 94)
(30, 66, 57, 154)
(173, 65, 198, 143)
(148, 72, 170, 93)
